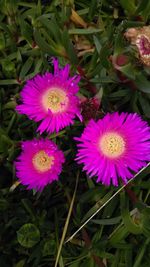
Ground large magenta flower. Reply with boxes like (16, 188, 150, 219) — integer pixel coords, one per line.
(16, 58, 82, 134)
(15, 139, 65, 190)
(75, 112, 150, 186)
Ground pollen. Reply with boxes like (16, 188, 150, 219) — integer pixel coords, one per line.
(99, 132, 125, 158)
(32, 150, 54, 172)
(42, 88, 68, 113)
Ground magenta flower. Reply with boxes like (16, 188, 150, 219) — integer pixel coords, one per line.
(15, 139, 65, 190)
(16, 58, 82, 134)
(75, 112, 150, 186)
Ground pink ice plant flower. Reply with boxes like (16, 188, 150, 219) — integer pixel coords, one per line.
(16, 58, 82, 134)
(15, 139, 65, 191)
(136, 34, 150, 56)
(75, 112, 150, 186)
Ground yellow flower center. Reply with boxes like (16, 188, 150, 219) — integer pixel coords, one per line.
(99, 132, 125, 158)
(32, 150, 54, 172)
(42, 88, 68, 113)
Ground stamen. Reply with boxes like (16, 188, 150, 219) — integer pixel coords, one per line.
(42, 88, 68, 113)
(32, 150, 54, 172)
(99, 132, 125, 158)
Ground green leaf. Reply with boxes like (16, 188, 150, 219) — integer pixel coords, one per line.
(33, 28, 57, 54)
(69, 262, 81, 267)
(93, 36, 101, 54)
(99, 44, 111, 69)
(18, 2, 36, 8)
(15, 259, 25, 267)
(125, 248, 133, 267)
(19, 57, 34, 80)
(1, 59, 16, 77)
(5, 0, 18, 15)
(114, 31, 126, 54)
(68, 28, 102, 35)
(134, 74, 150, 93)
(90, 76, 115, 83)
(109, 224, 129, 245)
(0, 79, 18, 85)
(111, 250, 120, 267)
(120, 192, 142, 235)
(42, 240, 56, 256)
(136, 0, 150, 20)
(17, 223, 40, 248)
(109, 90, 129, 98)
(138, 95, 150, 118)
(140, 206, 150, 236)
(119, 64, 136, 80)
(19, 17, 33, 45)
(6, 113, 17, 134)
(136, 0, 149, 13)
(92, 216, 121, 225)
(119, 0, 136, 14)
(133, 238, 150, 267)
(88, 0, 97, 20)
(62, 29, 78, 64)
(38, 16, 62, 44)
(120, 20, 144, 30)
(81, 191, 113, 223)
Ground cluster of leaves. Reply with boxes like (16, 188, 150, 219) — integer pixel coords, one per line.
(0, 0, 150, 266)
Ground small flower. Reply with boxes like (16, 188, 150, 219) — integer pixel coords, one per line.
(75, 112, 150, 186)
(16, 58, 82, 134)
(136, 34, 150, 57)
(110, 54, 129, 70)
(125, 26, 150, 66)
(15, 139, 65, 191)
(80, 96, 101, 122)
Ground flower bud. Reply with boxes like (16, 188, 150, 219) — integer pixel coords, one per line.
(125, 26, 150, 66)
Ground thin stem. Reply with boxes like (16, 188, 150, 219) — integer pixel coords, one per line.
(54, 171, 79, 267)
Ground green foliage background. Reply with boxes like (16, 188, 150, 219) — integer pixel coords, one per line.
(0, 0, 150, 266)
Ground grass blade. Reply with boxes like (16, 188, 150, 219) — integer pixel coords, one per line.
(54, 171, 79, 267)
